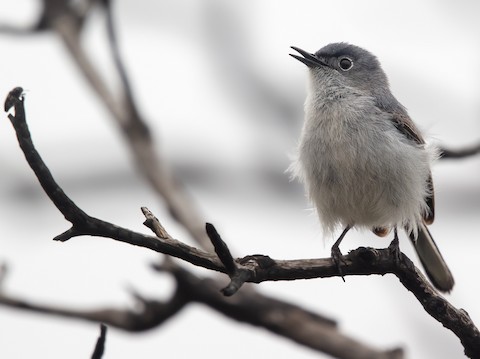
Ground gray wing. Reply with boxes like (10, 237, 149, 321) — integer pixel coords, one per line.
(389, 110, 435, 224)
(390, 110, 425, 144)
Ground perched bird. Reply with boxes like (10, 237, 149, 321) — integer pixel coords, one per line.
(289, 42, 454, 292)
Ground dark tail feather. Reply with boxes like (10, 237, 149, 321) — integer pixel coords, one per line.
(409, 223, 454, 292)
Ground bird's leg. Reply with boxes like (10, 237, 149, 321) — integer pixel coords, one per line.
(388, 226, 401, 265)
(331, 225, 351, 281)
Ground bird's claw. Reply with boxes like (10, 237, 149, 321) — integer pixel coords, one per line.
(388, 233, 402, 265)
(331, 246, 347, 282)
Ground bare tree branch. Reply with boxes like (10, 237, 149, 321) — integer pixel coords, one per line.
(4, 87, 480, 358)
(91, 324, 107, 359)
(439, 143, 480, 159)
(170, 265, 403, 359)
(0, 262, 403, 359)
(0, 281, 189, 332)
(0, 201, 400, 359)
(0, 0, 212, 249)
(43, 0, 213, 250)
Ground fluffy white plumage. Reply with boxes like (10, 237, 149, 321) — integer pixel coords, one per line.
(290, 70, 436, 237)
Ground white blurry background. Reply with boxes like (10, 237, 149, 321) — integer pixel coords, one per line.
(0, 0, 479, 358)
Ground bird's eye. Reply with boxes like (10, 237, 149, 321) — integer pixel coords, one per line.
(339, 57, 353, 71)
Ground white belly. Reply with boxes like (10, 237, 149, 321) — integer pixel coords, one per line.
(294, 96, 432, 236)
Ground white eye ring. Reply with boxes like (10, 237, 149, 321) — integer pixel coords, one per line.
(339, 57, 353, 71)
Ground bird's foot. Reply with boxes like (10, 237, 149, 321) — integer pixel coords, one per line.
(331, 245, 347, 281)
(388, 229, 402, 265)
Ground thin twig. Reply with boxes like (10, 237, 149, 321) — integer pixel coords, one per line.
(141, 207, 172, 240)
(102, 0, 149, 137)
(439, 143, 480, 159)
(91, 324, 107, 359)
(206, 223, 260, 296)
(0, 285, 189, 332)
(206, 223, 236, 274)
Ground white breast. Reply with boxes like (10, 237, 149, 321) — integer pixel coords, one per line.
(292, 88, 432, 237)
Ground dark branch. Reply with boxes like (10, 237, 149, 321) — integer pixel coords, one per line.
(206, 222, 273, 296)
(0, 263, 402, 359)
(141, 206, 173, 240)
(169, 266, 403, 359)
(3, 88, 480, 357)
(206, 223, 236, 274)
(0, 284, 189, 332)
(439, 143, 480, 159)
(1, 92, 476, 357)
(102, 0, 150, 140)
(91, 324, 107, 359)
(4, 88, 91, 227)
(4, 88, 222, 270)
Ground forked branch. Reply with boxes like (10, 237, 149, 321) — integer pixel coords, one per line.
(4, 87, 480, 358)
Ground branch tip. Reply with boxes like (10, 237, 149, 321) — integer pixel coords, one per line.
(221, 270, 251, 296)
(4, 86, 24, 112)
(440, 143, 480, 159)
(141, 207, 172, 239)
(53, 227, 81, 242)
(206, 223, 236, 274)
(91, 323, 107, 359)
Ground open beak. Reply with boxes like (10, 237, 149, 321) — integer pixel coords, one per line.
(289, 46, 327, 68)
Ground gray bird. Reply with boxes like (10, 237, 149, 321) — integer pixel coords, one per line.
(289, 42, 454, 292)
